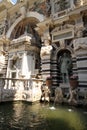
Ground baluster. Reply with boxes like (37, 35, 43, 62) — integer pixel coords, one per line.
(13, 79, 15, 87)
(23, 80, 26, 90)
(25, 80, 28, 90)
(7, 79, 9, 89)
(29, 79, 33, 89)
(27, 80, 30, 90)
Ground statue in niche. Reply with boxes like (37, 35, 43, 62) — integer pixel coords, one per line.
(11, 57, 21, 70)
(59, 53, 72, 83)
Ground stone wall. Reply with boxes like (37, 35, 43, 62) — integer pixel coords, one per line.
(73, 37, 87, 101)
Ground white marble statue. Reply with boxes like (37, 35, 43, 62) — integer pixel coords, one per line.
(40, 39, 52, 58)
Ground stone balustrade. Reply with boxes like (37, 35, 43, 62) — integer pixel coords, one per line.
(0, 78, 43, 103)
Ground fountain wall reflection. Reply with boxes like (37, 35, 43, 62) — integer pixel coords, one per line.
(0, 102, 87, 130)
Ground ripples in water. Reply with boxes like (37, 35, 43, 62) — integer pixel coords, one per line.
(0, 102, 87, 130)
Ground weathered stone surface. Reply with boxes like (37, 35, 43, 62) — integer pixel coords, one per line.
(73, 37, 87, 51)
(0, 78, 43, 103)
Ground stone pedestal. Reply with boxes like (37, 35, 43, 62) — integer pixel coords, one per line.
(0, 78, 43, 103)
(59, 83, 70, 97)
(69, 79, 78, 89)
(54, 87, 63, 104)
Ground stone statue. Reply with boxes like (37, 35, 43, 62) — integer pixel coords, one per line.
(41, 85, 50, 102)
(68, 88, 78, 105)
(59, 53, 72, 83)
(54, 87, 63, 104)
(40, 39, 52, 58)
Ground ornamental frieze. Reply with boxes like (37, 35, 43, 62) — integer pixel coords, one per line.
(73, 37, 87, 51)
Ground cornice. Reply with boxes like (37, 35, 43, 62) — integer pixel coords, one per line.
(52, 4, 87, 25)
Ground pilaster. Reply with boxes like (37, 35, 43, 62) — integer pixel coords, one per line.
(40, 39, 52, 80)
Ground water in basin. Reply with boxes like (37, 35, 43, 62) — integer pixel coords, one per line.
(0, 102, 87, 130)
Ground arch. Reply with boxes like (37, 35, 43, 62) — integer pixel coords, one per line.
(51, 44, 73, 84)
(52, 43, 74, 60)
(57, 49, 72, 58)
(56, 47, 73, 58)
(6, 11, 45, 38)
(57, 49, 72, 84)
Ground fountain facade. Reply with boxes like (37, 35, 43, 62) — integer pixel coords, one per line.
(0, 0, 87, 104)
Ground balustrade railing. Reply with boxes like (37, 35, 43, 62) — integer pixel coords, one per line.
(4, 78, 31, 90)
(0, 78, 43, 102)
(0, 78, 42, 90)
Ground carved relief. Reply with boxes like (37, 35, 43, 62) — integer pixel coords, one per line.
(53, 0, 70, 13)
(73, 37, 87, 51)
(59, 39, 65, 48)
(75, 26, 83, 38)
(76, 29, 83, 38)
(51, 24, 74, 34)
(40, 45, 52, 58)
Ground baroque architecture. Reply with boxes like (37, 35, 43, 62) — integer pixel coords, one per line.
(0, 0, 87, 103)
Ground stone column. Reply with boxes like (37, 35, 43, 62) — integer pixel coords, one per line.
(72, 54, 78, 75)
(40, 39, 52, 80)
